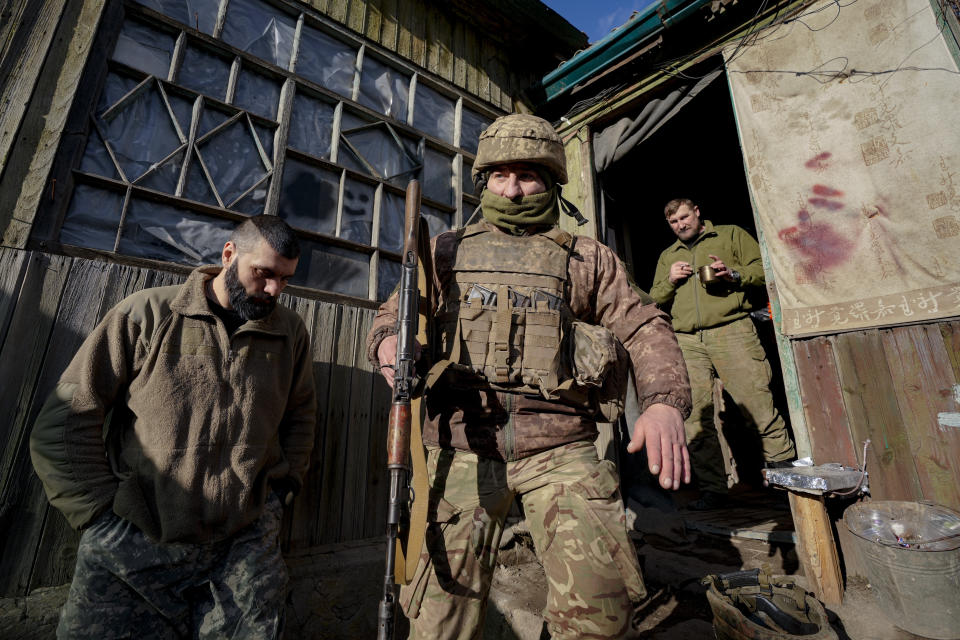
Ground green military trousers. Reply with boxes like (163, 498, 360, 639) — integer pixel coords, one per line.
(400, 440, 646, 640)
(676, 316, 795, 494)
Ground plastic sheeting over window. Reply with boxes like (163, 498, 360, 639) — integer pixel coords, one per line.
(61, 185, 125, 251)
(377, 258, 401, 301)
(118, 197, 234, 265)
(234, 65, 281, 120)
(113, 19, 175, 78)
(414, 83, 455, 144)
(278, 156, 339, 235)
(460, 108, 492, 154)
(296, 26, 356, 98)
(288, 93, 335, 160)
(101, 80, 182, 181)
(221, 0, 296, 69)
(359, 56, 409, 120)
(198, 116, 271, 206)
(177, 45, 231, 101)
(339, 116, 419, 185)
(377, 190, 406, 253)
(133, 0, 220, 35)
(341, 178, 375, 245)
(295, 238, 369, 297)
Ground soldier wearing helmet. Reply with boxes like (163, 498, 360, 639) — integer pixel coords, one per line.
(367, 113, 692, 639)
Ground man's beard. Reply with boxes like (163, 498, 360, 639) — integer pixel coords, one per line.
(224, 261, 276, 320)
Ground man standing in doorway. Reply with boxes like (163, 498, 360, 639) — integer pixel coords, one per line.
(31, 215, 317, 638)
(369, 114, 692, 639)
(650, 198, 794, 510)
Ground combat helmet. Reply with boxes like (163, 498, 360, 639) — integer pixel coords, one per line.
(472, 114, 567, 185)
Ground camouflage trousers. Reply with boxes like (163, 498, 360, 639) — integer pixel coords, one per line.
(57, 494, 286, 639)
(676, 317, 796, 494)
(400, 440, 646, 640)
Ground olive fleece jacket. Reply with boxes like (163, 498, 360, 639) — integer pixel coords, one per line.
(366, 221, 692, 461)
(649, 221, 765, 333)
(30, 266, 317, 543)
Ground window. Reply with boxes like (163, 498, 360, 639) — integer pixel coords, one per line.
(45, 0, 497, 302)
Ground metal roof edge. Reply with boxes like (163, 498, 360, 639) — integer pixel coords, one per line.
(534, 0, 714, 104)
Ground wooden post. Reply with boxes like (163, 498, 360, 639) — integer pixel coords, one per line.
(788, 491, 844, 607)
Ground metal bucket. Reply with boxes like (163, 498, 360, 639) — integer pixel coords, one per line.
(844, 501, 960, 640)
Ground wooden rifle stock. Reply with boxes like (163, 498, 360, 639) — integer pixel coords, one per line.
(378, 180, 424, 640)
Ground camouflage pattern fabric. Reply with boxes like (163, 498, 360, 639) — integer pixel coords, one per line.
(57, 494, 286, 639)
(472, 114, 568, 184)
(400, 442, 646, 640)
(677, 317, 795, 494)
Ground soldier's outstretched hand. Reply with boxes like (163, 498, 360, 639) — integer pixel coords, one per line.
(627, 403, 691, 490)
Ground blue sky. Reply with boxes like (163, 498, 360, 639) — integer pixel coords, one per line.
(542, 0, 659, 44)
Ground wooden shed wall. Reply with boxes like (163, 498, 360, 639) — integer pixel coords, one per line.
(791, 322, 960, 511)
(0, 247, 390, 597)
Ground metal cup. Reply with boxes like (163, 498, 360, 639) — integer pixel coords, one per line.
(698, 265, 718, 285)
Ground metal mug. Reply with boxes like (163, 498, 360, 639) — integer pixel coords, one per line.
(698, 265, 719, 285)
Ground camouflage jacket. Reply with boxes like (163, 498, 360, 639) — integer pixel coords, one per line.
(367, 220, 691, 461)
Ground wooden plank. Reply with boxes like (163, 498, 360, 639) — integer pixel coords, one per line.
(0, 252, 71, 537)
(326, 0, 349, 26)
(394, 0, 412, 60)
(364, 0, 383, 43)
(317, 304, 361, 544)
(431, 6, 454, 82)
(0, 257, 116, 596)
(409, 1, 427, 68)
(833, 331, 922, 502)
(882, 325, 960, 510)
(285, 299, 336, 549)
(347, 0, 367, 35)
(377, 0, 398, 51)
(940, 320, 960, 384)
(364, 349, 393, 538)
(452, 19, 467, 91)
(0, 248, 31, 348)
(341, 309, 376, 540)
(0, 0, 67, 178)
(791, 338, 857, 466)
(477, 39, 492, 103)
(788, 492, 843, 607)
(464, 27, 479, 96)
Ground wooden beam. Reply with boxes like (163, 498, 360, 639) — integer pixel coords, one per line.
(788, 491, 843, 607)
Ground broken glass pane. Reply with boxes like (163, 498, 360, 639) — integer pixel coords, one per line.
(221, 0, 296, 69)
(460, 108, 491, 154)
(166, 90, 197, 138)
(138, 150, 185, 194)
(358, 56, 409, 121)
(101, 82, 182, 181)
(422, 204, 451, 237)
(413, 82, 454, 144)
(133, 0, 220, 35)
(377, 190, 404, 253)
(198, 117, 268, 206)
(177, 44, 231, 101)
(184, 151, 218, 205)
(288, 93, 334, 160)
(60, 185, 125, 250)
(118, 197, 233, 265)
(340, 121, 418, 184)
(97, 72, 140, 117)
(341, 178, 374, 245)
(377, 258, 401, 301)
(112, 19, 175, 78)
(234, 66, 280, 121)
(79, 127, 120, 179)
(423, 147, 453, 206)
(232, 176, 269, 215)
(294, 239, 369, 297)
(278, 155, 339, 235)
(296, 25, 356, 98)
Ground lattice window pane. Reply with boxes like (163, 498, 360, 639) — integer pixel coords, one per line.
(234, 66, 281, 121)
(197, 116, 269, 206)
(460, 108, 492, 155)
(341, 177, 375, 245)
(296, 26, 356, 97)
(177, 45, 231, 101)
(414, 83, 454, 143)
(423, 147, 454, 206)
(378, 190, 405, 253)
(377, 258, 401, 301)
(288, 93, 334, 160)
(278, 156, 339, 235)
(60, 185, 125, 250)
(132, 0, 220, 35)
(118, 197, 234, 265)
(358, 56, 409, 121)
(221, 0, 296, 69)
(101, 82, 182, 182)
(294, 239, 369, 297)
(112, 19, 175, 78)
(422, 204, 452, 237)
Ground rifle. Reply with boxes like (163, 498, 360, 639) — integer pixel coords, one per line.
(378, 179, 431, 640)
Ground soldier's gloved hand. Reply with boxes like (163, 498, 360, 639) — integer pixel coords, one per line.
(627, 403, 691, 491)
(272, 477, 300, 506)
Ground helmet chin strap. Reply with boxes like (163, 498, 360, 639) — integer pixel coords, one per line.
(558, 188, 589, 226)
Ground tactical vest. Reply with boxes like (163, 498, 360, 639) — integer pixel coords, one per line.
(429, 224, 629, 422)
(433, 223, 573, 395)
